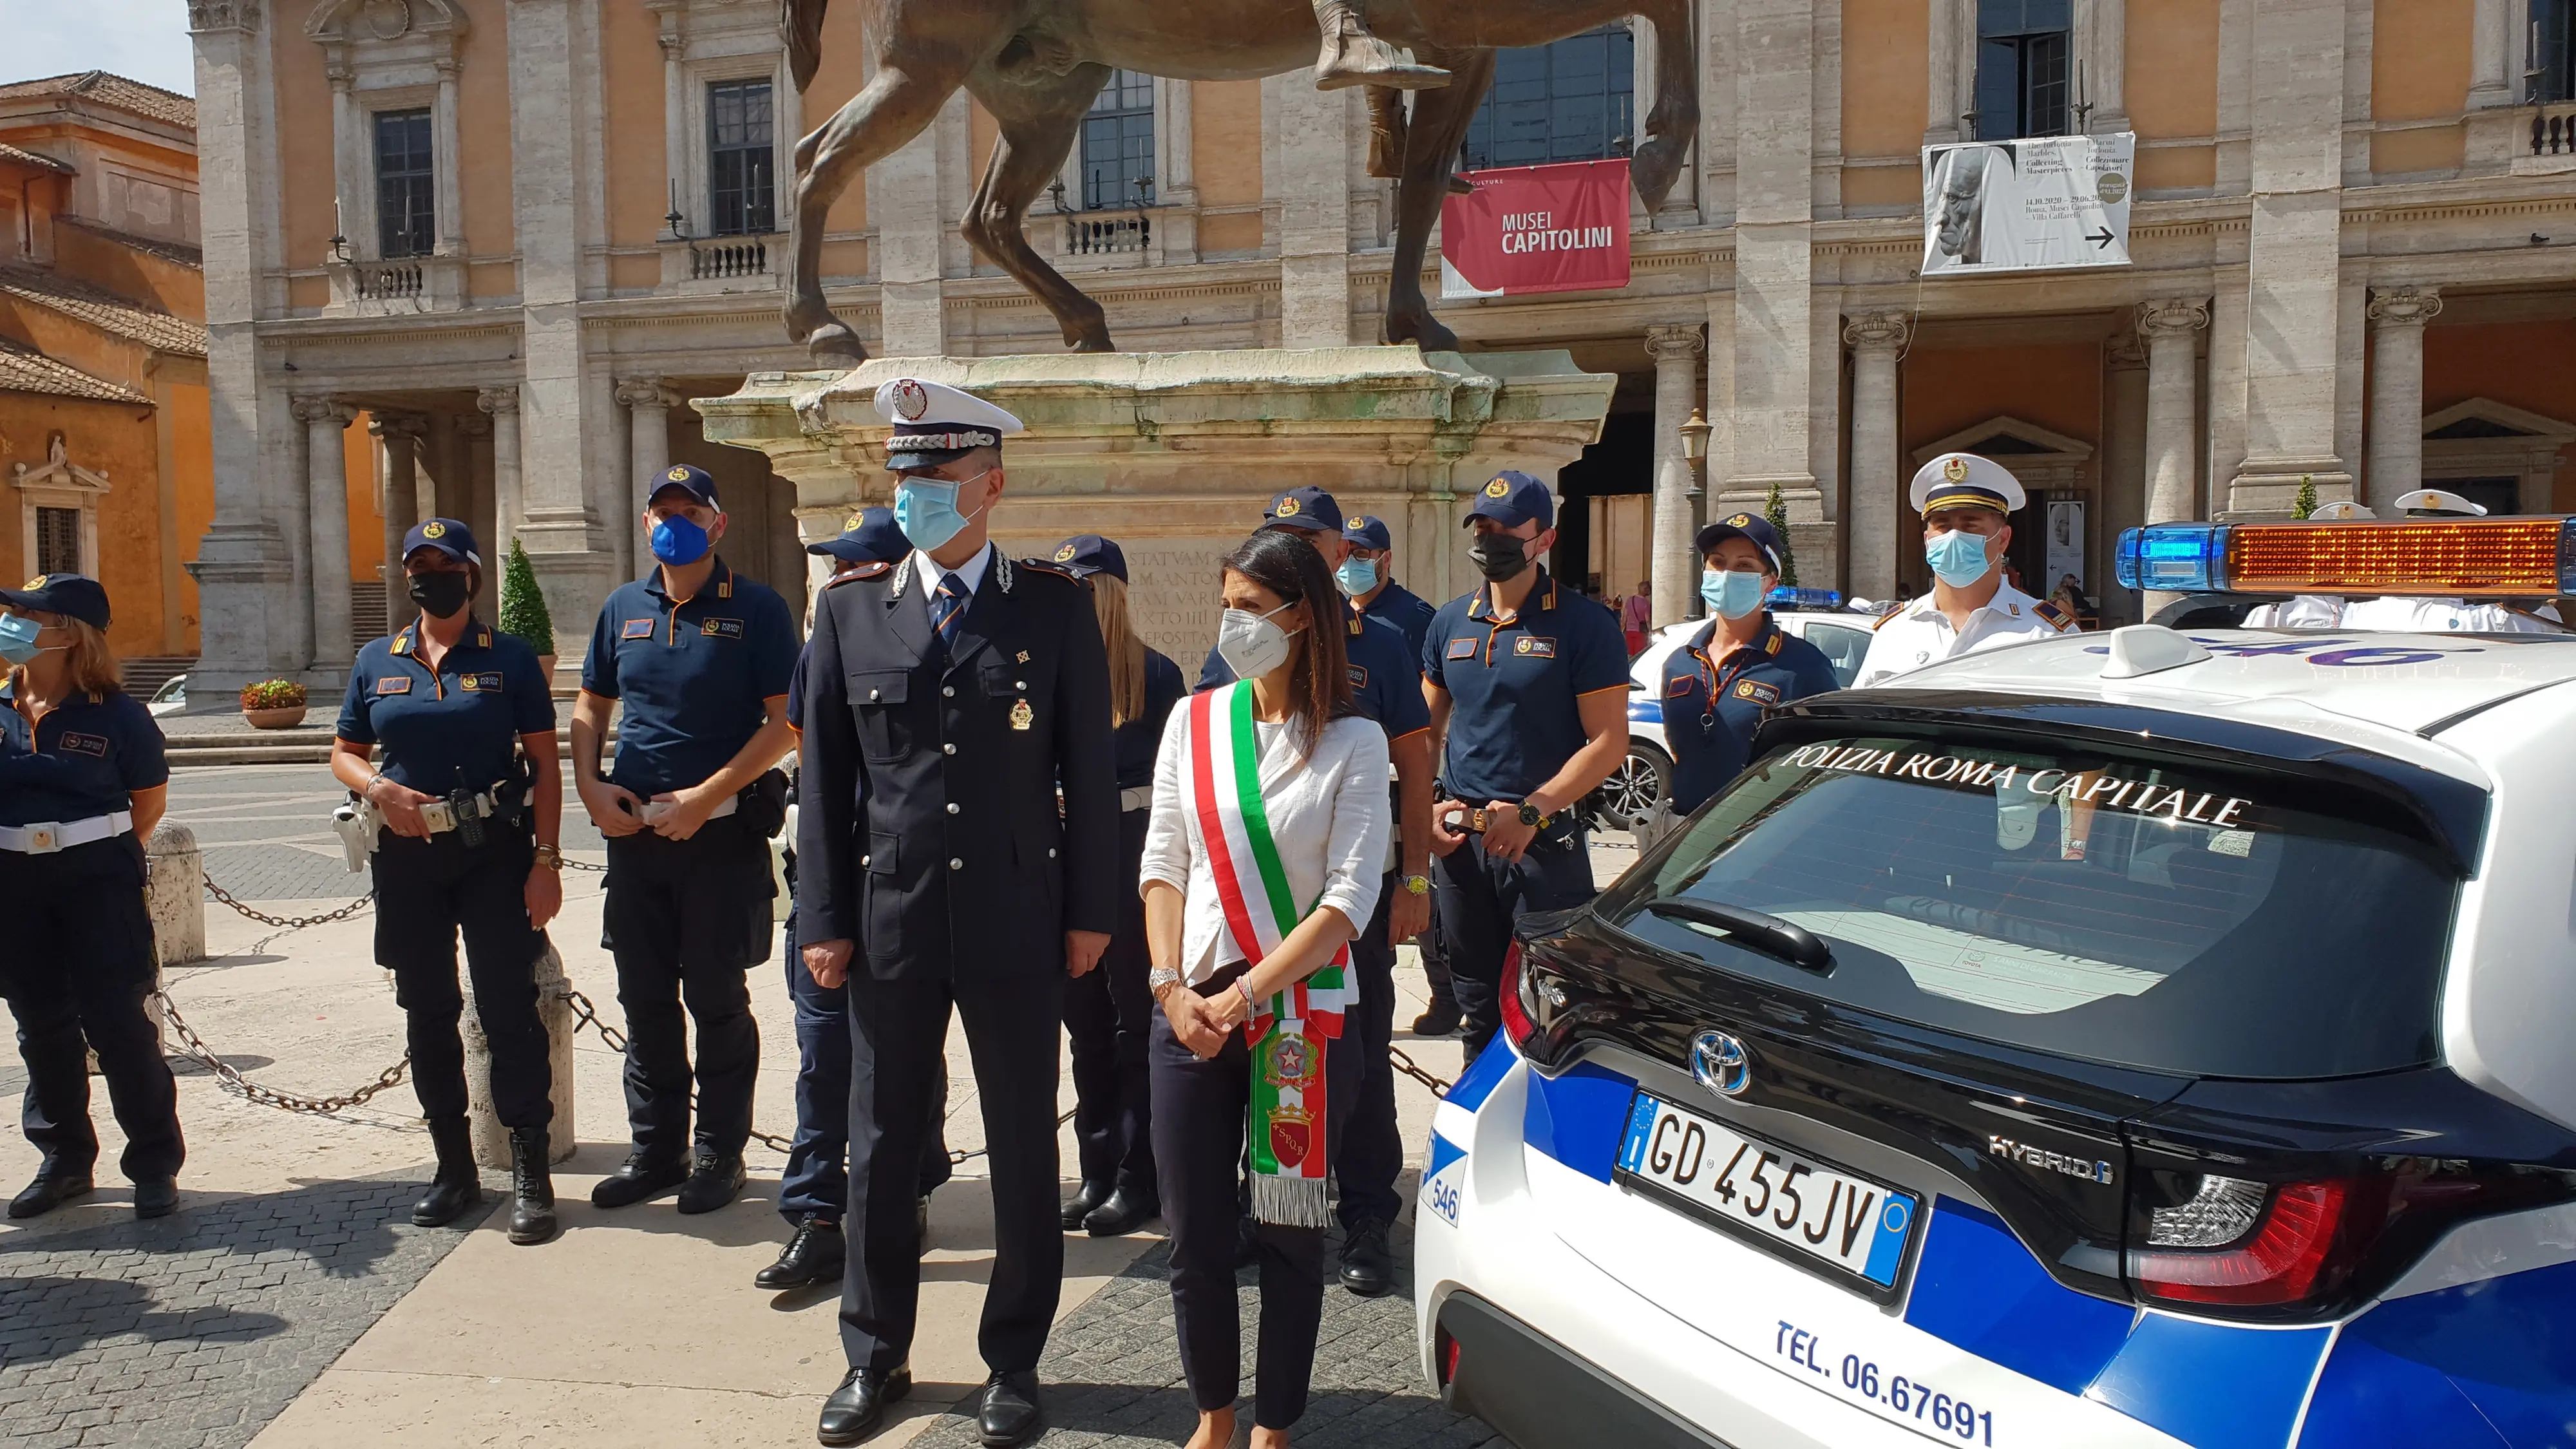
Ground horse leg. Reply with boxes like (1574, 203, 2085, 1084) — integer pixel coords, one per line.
(960, 65, 1117, 353)
(1383, 46, 1494, 352)
(1629, 0, 1700, 212)
(787, 60, 972, 364)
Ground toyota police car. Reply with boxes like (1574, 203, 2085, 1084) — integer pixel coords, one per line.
(1419, 514, 2576, 1449)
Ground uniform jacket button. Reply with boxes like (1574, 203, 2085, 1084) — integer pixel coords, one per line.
(942, 743, 956, 755)
(945, 802, 960, 815)
(949, 857, 963, 870)
(1016, 680, 1027, 691)
(942, 685, 955, 697)
(860, 855, 871, 867)
(1048, 847, 1057, 858)
(869, 688, 880, 701)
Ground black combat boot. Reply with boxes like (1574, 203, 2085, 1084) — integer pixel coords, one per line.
(412, 1117, 482, 1227)
(507, 1125, 558, 1245)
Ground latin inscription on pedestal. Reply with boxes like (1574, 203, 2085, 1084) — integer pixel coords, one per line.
(999, 533, 1233, 667)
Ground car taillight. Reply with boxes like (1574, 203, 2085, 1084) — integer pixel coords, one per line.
(1498, 942, 1535, 1050)
(2132, 1178, 2351, 1306)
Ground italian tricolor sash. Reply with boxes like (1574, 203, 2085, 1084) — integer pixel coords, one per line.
(1185, 682, 1356, 1228)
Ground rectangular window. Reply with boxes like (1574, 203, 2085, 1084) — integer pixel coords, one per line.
(1975, 0, 2071, 140)
(35, 507, 80, 576)
(1464, 24, 1635, 171)
(1080, 70, 1155, 210)
(708, 79, 777, 236)
(374, 108, 436, 258)
(2539, 1, 2576, 102)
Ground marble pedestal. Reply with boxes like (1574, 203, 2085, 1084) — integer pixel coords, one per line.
(696, 347, 1616, 665)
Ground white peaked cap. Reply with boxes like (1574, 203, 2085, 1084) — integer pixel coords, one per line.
(871, 377, 1026, 435)
(1909, 451, 2027, 515)
(2307, 500, 2375, 520)
(2392, 488, 2488, 517)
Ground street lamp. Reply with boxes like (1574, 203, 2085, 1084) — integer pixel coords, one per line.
(1678, 406, 1712, 498)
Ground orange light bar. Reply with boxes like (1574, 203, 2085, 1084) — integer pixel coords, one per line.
(2227, 518, 2574, 598)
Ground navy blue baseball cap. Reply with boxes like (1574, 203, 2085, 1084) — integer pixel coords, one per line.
(1696, 511, 1786, 574)
(1046, 534, 1128, 582)
(648, 462, 719, 508)
(1341, 513, 1392, 551)
(0, 572, 109, 630)
(1262, 486, 1343, 535)
(807, 506, 909, 566)
(1463, 471, 1554, 531)
(402, 517, 482, 565)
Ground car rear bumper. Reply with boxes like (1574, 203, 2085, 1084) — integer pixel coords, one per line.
(1434, 1291, 1736, 1449)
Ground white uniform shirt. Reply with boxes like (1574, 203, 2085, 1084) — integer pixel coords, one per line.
(2334, 596, 2564, 634)
(2240, 595, 2348, 629)
(1855, 581, 2074, 687)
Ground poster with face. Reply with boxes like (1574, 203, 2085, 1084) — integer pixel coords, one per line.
(1921, 133, 2135, 276)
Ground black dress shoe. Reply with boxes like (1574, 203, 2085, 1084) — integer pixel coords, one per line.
(1410, 998, 1462, 1037)
(974, 1370, 1043, 1447)
(758, 1217, 846, 1289)
(676, 1152, 748, 1215)
(9, 1169, 93, 1220)
(591, 1150, 689, 1209)
(1340, 1218, 1396, 1297)
(132, 1178, 178, 1220)
(1058, 1180, 1109, 1231)
(1082, 1188, 1159, 1237)
(815, 1363, 911, 1447)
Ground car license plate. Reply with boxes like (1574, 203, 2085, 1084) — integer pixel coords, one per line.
(1615, 1091, 1918, 1291)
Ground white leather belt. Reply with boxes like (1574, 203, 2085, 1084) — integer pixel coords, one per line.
(1121, 786, 1153, 813)
(0, 811, 133, 855)
(638, 793, 738, 826)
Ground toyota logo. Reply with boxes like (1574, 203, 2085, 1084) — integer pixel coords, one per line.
(1690, 1030, 1752, 1097)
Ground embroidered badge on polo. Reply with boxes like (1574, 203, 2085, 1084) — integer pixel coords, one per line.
(57, 732, 108, 757)
(1514, 637, 1556, 658)
(621, 619, 654, 639)
(377, 677, 412, 694)
(1347, 665, 1368, 687)
(1445, 638, 1477, 659)
(1736, 679, 1781, 705)
(701, 618, 744, 639)
(1667, 677, 1693, 697)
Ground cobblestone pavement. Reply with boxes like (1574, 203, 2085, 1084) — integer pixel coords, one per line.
(0, 1177, 482, 1449)
(173, 764, 609, 902)
(910, 1225, 1507, 1449)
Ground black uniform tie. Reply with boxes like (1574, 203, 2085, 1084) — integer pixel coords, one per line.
(929, 573, 967, 654)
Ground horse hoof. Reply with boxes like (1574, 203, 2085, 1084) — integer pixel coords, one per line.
(1388, 313, 1461, 353)
(1068, 331, 1116, 354)
(810, 323, 867, 367)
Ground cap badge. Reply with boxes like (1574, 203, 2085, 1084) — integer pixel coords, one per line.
(1727, 514, 1754, 528)
(24, 574, 45, 590)
(1485, 477, 1512, 498)
(892, 379, 930, 421)
(845, 513, 865, 531)
(1055, 543, 1077, 562)
(1274, 496, 1301, 517)
(667, 466, 692, 483)
(1943, 457, 1970, 483)
(422, 522, 447, 539)
(1354, 516, 1374, 529)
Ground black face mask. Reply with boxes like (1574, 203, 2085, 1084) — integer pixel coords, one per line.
(408, 570, 472, 620)
(1467, 533, 1531, 583)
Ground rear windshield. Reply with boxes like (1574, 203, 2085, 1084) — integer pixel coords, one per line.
(1596, 735, 2459, 1079)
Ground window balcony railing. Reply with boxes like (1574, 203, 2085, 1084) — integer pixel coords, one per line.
(690, 237, 770, 280)
(2534, 99, 2576, 155)
(1066, 213, 1151, 256)
(324, 252, 465, 314)
(352, 259, 425, 301)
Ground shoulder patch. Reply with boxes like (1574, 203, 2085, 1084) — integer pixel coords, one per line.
(2032, 600, 2075, 631)
(1667, 676, 1694, 698)
(1347, 664, 1368, 688)
(827, 561, 892, 587)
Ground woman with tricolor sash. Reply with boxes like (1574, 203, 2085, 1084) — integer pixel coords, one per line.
(1140, 530, 1392, 1449)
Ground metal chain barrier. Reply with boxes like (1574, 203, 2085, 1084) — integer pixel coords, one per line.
(562, 989, 794, 1155)
(202, 871, 374, 930)
(1388, 1043, 1452, 1099)
(156, 989, 413, 1115)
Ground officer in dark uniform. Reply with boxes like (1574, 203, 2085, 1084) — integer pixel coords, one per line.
(572, 463, 799, 1217)
(1193, 487, 1430, 1299)
(1050, 534, 1184, 1240)
(0, 573, 181, 1221)
(1337, 512, 1459, 1038)
(1660, 513, 1840, 815)
(1423, 472, 1630, 1057)
(332, 520, 564, 1245)
(799, 377, 1117, 1448)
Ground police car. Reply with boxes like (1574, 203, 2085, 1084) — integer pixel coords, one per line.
(1594, 589, 1880, 830)
(1419, 516, 2576, 1448)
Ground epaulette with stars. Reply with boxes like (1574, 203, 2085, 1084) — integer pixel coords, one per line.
(2032, 600, 2076, 632)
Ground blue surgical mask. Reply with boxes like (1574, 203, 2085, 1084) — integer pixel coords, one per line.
(893, 469, 992, 553)
(1701, 569, 1768, 620)
(1924, 528, 1994, 588)
(1335, 558, 1379, 597)
(649, 511, 711, 567)
(0, 614, 43, 667)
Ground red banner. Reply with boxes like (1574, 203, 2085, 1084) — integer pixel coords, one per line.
(1439, 159, 1633, 300)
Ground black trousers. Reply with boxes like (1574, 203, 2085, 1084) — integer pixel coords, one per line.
(1336, 874, 1401, 1232)
(1432, 826, 1598, 1055)
(603, 817, 772, 1159)
(1152, 964, 1355, 1429)
(777, 875, 952, 1225)
(374, 829, 552, 1129)
(1064, 807, 1156, 1201)
(0, 837, 183, 1183)
(842, 971, 1064, 1375)
(1416, 898, 1455, 1008)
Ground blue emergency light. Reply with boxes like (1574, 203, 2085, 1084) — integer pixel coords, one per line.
(1765, 585, 1845, 611)
(2116, 525, 2230, 592)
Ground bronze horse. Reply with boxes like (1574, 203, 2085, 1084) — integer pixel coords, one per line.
(780, 0, 1696, 363)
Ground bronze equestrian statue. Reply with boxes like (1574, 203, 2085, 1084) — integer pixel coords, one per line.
(779, 0, 1698, 363)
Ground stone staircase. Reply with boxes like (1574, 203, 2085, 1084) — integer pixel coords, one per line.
(120, 656, 195, 696)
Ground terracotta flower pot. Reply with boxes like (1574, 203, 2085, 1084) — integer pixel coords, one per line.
(243, 705, 308, 730)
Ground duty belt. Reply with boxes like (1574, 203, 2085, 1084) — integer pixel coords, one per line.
(0, 810, 134, 855)
(1441, 804, 1562, 835)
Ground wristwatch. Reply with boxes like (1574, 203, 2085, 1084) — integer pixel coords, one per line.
(1149, 965, 1182, 1001)
(1402, 873, 1432, 896)
(532, 844, 564, 871)
(1516, 800, 1546, 828)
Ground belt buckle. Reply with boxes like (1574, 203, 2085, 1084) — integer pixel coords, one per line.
(25, 822, 61, 855)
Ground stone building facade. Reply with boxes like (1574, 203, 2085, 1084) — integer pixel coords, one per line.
(187, 0, 2576, 691)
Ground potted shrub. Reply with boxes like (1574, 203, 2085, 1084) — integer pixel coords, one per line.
(499, 538, 559, 681)
(240, 679, 308, 730)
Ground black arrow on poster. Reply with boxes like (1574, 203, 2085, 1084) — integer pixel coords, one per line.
(2087, 227, 2116, 249)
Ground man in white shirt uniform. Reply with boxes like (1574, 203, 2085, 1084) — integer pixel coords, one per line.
(1855, 452, 2076, 688)
(2241, 500, 2374, 629)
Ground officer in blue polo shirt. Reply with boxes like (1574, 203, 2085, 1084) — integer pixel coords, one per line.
(333, 518, 564, 1245)
(1423, 471, 1631, 1057)
(1193, 486, 1430, 1300)
(0, 572, 182, 1222)
(573, 463, 799, 1217)
(1660, 512, 1841, 815)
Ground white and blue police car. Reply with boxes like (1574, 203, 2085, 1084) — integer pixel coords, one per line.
(1419, 516, 2576, 1448)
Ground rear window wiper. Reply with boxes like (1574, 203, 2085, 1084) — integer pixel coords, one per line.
(1645, 898, 1835, 973)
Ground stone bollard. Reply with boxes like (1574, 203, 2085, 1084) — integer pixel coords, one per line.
(459, 939, 579, 1170)
(146, 820, 206, 969)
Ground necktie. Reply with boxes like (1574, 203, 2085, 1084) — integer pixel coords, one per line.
(929, 573, 967, 653)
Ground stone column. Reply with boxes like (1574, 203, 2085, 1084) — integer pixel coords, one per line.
(479, 386, 523, 561)
(294, 395, 358, 671)
(372, 413, 424, 588)
(2365, 286, 2442, 516)
(1273, 79, 1354, 348)
(617, 377, 671, 583)
(1645, 325, 1706, 628)
(2101, 333, 2150, 624)
(2139, 298, 2210, 612)
(1842, 313, 1910, 603)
